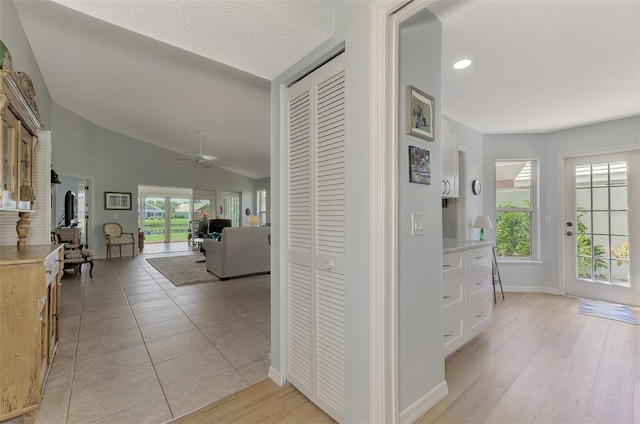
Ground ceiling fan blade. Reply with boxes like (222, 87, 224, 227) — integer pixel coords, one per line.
(176, 159, 196, 164)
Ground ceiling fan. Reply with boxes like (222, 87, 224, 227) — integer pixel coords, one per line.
(175, 131, 217, 168)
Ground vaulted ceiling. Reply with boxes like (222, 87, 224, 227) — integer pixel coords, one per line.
(13, 1, 639, 179)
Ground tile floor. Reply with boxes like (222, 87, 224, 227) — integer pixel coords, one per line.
(27, 245, 271, 424)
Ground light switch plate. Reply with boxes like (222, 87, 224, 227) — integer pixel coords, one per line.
(412, 213, 425, 236)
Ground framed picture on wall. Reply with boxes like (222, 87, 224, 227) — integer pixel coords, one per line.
(104, 191, 132, 210)
(405, 85, 435, 141)
(408, 145, 431, 185)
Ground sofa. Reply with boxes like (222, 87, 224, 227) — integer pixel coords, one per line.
(202, 226, 270, 280)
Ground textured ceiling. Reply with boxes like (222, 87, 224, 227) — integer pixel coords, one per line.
(49, 0, 333, 80)
(14, 0, 333, 179)
(428, 0, 640, 134)
(13, 0, 639, 183)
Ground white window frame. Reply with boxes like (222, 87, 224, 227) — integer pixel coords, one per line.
(495, 159, 539, 261)
(257, 189, 267, 225)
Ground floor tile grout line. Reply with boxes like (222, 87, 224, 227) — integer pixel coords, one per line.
(50, 250, 270, 424)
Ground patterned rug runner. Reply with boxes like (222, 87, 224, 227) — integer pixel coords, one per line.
(578, 298, 638, 325)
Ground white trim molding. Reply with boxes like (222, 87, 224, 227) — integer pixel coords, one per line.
(370, 1, 438, 422)
(268, 366, 284, 386)
(399, 380, 448, 424)
(502, 286, 560, 295)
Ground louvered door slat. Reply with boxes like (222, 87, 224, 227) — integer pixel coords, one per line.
(287, 80, 314, 400)
(286, 53, 345, 424)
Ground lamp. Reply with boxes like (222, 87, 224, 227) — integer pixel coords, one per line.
(472, 216, 493, 241)
(247, 215, 260, 227)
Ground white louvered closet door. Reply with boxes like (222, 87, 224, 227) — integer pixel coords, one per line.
(286, 53, 346, 423)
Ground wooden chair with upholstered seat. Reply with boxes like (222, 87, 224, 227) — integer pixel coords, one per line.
(103, 222, 135, 261)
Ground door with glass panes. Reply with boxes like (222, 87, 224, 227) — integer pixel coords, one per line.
(564, 150, 640, 306)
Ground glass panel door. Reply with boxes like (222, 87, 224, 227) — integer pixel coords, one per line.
(141, 197, 166, 243)
(221, 192, 241, 227)
(564, 151, 639, 306)
(170, 198, 190, 242)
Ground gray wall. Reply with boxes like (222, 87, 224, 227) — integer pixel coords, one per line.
(51, 102, 257, 258)
(483, 115, 640, 292)
(398, 9, 445, 413)
(0, 0, 51, 129)
(271, 2, 375, 421)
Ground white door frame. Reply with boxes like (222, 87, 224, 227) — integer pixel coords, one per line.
(370, 1, 436, 422)
(557, 144, 640, 299)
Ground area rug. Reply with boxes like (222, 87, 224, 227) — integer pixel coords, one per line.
(578, 298, 638, 325)
(146, 255, 219, 286)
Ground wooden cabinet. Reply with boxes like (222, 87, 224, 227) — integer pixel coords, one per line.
(0, 42, 42, 247)
(441, 119, 459, 198)
(442, 244, 493, 356)
(0, 245, 63, 421)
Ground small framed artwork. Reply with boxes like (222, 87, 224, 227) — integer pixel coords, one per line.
(405, 85, 435, 141)
(104, 191, 132, 210)
(408, 145, 431, 185)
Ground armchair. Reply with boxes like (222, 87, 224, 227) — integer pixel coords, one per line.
(103, 222, 135, 261)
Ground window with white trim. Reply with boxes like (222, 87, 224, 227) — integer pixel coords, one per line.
(257, 189, 267, 225)
(495, 160, 538, 259)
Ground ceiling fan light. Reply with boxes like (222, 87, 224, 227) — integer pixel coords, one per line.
(453, 59, 472, 70)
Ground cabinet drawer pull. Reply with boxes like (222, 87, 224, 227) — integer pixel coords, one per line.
(475, 256, 483, 259)
(475, 281, 483, 285)
(443, 294, 453, 299)
(46, 269, 53, 275)
(476, 312, 485, 318)
(443, 264, 452, 268)
(444, 331, 454, 337)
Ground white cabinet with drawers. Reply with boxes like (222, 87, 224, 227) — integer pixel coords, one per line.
(442, 241, 493, 357)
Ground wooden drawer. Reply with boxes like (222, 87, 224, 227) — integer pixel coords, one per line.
(443, 311, 465, 356)
(467, 246, 491, 271)
(467, 296, 492, 340)
(467, 266, 492, 304)
(443, 275, 464, 316)
(443, 251, 464, 279)
(44, 250, 60, 287)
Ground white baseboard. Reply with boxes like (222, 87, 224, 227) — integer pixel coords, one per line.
(502, 286, 559, 295)
(399, 380, 448, 424)
(268, 366, 284, 386)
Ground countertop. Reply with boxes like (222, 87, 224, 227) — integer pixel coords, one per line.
(0, 244, 63, 265)
(443, 239, 493, 254)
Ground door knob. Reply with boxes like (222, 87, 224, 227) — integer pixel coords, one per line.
(566, 231, 573, 236)
(566, 222, 573, 227)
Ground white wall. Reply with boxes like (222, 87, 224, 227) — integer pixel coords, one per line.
(51, 102, 258, 258)
(398, 9, 445, 413)
(270, 2, 373, 421)
(483, 115, 640, 292)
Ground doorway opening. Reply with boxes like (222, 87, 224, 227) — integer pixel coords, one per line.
(52, 174, 92, 247)
(138, 185, 193, 253)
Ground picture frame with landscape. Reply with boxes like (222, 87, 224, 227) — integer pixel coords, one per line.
(405, 85, 435, 141)
(104, 191, 132, 210)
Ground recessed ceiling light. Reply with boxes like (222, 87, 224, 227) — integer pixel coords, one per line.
(453, 59, 472, 70)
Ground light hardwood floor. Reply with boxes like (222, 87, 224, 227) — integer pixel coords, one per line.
(173, 292, 639, 424)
